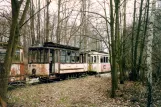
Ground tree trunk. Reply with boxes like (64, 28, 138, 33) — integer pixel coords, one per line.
(30, 0, 35, 45)
(131, 0, 136, 81)
(137, 0, 150, 81)
(0, 0, 30, 106)
(110, 0, 117, 98)
(56, 0, 61, 44)
(147, 0, 155, 106)
(120, 0, 126, 84)
(114, 0, 120, 88)
(133, 0, 144, 80)
(46, 0, 50, 42)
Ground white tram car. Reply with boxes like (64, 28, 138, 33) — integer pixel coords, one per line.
(28, 42, 111, 80)
(87, 50, 111, 73)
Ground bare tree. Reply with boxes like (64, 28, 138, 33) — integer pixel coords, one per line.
(0, 1, 30, 106)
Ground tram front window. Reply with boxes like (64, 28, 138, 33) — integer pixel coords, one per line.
(29, 48, 49, 63)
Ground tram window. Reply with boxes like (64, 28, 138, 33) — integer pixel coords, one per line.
(71, 51, 75, 63)
(97, 56, 99, 63)
(94, 56, 96, 63)
(104, 57, 106, 63)
(90, 56, 93, 63)
(83, 54, 86, 63)
(55, 50, 58, 62)
(44, 49, 49, 63)
(79, 54, 83, 63)
(31, 50, 37, 63)
(106, 57, 108, 63)
(75, 52, 79, 63)
(40, 50, 44, 63)
(66, 50, 71, 63)
(61, 50, 66, 63)
(37, 50, 41, 62)
(101, 57, 103, 63)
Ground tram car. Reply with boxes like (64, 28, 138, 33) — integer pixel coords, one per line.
(0, 42, 25, 83)
(28, 42, 88, 80)
(28, 42, 111, 80)
(86, 50, 111, 73)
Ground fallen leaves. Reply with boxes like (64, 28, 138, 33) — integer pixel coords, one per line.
(7, 76, 161, 107)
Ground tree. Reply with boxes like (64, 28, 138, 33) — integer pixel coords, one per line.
(30, 0, 35, 45)
(120, 0, 127, 84)
(45, 0, 50, 42)
(147, 0, 156, 106)
(110, 0, 117, 98)
(0, 0, 30, 106)
(56, 0, 61, 44)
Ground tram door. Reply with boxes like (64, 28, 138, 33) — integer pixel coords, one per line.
(49, 49, 55, 74)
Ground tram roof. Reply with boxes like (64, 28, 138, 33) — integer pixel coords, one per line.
(29, 42, 80, 50)
(80, 50, 109, 55)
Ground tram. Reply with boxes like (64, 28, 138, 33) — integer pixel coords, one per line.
(28, 42, 111, 80)
(28, 42, 88, 80)
(87, 50, 111, 73)
(0, 42, 25, 83)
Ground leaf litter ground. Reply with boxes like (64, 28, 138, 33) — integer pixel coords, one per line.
(7, 75, 161, 107)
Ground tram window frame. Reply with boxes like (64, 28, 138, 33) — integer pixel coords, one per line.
(104, 57, 106, 63)
(106, 57, 108, 63)
(100, 56, 108, 63)
(37, 50, 41, 63)
(29, 48, 49, 64)
(55, 50, 58, 63)
(75, 52, 79, 63)
(97, 56, 99, 63)
(94, 56, 96, 63)
(40, 49, 44, 63)
(90, 56, 93, 63)
(83, 54, 86, 63)
(60, 50, 66, 63)
(101, 57, 103, 63)
(44, 49, 49, 63)
(66, 50, 71, 63)
(71, 51, 76, 63)
(31, 49, 38, 63)
(79, 54, 83, 63)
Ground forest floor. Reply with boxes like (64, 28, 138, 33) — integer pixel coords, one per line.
(7, 75, 161, 107)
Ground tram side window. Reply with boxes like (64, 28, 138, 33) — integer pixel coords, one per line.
(61, 50, 66, 63)
(66, 51, 71, 63)
(71, 51, 75, 63)
(31, 50, 37, 63)
(94, 56, 96, 63)
(29, 49, 49, 63)
(44, 49, 49, 63)
(90, 56, 93, 63)
(37, 50, 41, 62)
(75, 52, 79, 63)
(55, 50, 58, 62)
(40, 50, 44, 63)
(106, 57, 108, 63)
(101, 57, 103, 63)
(101, 56, 108, 63)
